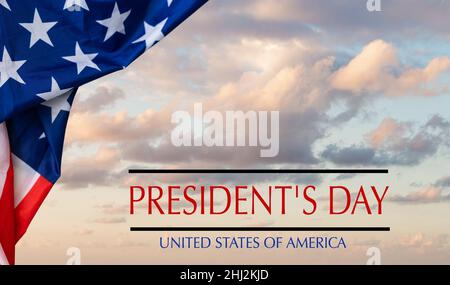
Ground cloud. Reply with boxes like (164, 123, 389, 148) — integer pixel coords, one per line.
(62, 36, 450, 192)
(59, 2, 450, 192)
(73, 229, 94, 236)
(390, 187, 450, 204)
(118, 111, 324, 167)
(66, 108, 173, 145)
(322, 145, 376, 165)
(90, 217, 127, 224)
(399, 233, 449, 249)
(217, 0, 450, 40)
(66, 43, 337, 170)
(59, 146, 122, 189)
(94, 203, 129, 215)
(331, 40, 450, 96)
(389, 174, 450, 205)
(322, 115, 450, 166)
(126, 170, 321, 187)
(74, 85, 126, 113)
(111, 236, 150, 248)
(366, 118, 410, 148)
(436, 177, 450, 188)
(332, 40, 398, 93)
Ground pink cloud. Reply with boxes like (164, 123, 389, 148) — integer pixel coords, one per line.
(366, 118, 409, 148)
(331, 40, 450, 96)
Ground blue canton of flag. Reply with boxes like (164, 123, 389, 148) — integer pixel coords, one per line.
(0, 0, 207, 265)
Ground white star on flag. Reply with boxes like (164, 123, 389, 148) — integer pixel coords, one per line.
(0, 0, 10, 10)
(37, 78, 72, 123)
(97, 3, 131, 41)
(64, 0, 89, 11)
(20, 9, 58, 48)
(167, 0, 173, 6)
(133, 18, 168, 50)
(0, 47, 26, 87)
(63, 42, 100, 74)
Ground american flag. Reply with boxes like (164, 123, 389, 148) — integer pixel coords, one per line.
(0, 0, 207, 265)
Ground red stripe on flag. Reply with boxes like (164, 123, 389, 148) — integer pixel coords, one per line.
(14, 176, 53, 243)
(0, 160, 14, 265)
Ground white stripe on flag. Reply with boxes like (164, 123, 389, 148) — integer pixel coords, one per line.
(0, 244, 8, 265)
(0, 123, 10, 198)
(12, 155, 40, 208)
(0, 123, 11, 266)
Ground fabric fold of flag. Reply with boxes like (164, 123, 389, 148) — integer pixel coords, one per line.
(0, 123, 14, 265)
(0, 0, 208, 265)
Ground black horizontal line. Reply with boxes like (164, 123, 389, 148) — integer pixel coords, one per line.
(128, 169, 388, 174)
(130, 227, 390, 232)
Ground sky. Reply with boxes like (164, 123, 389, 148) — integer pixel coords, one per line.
(16, 0, 450, 264)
